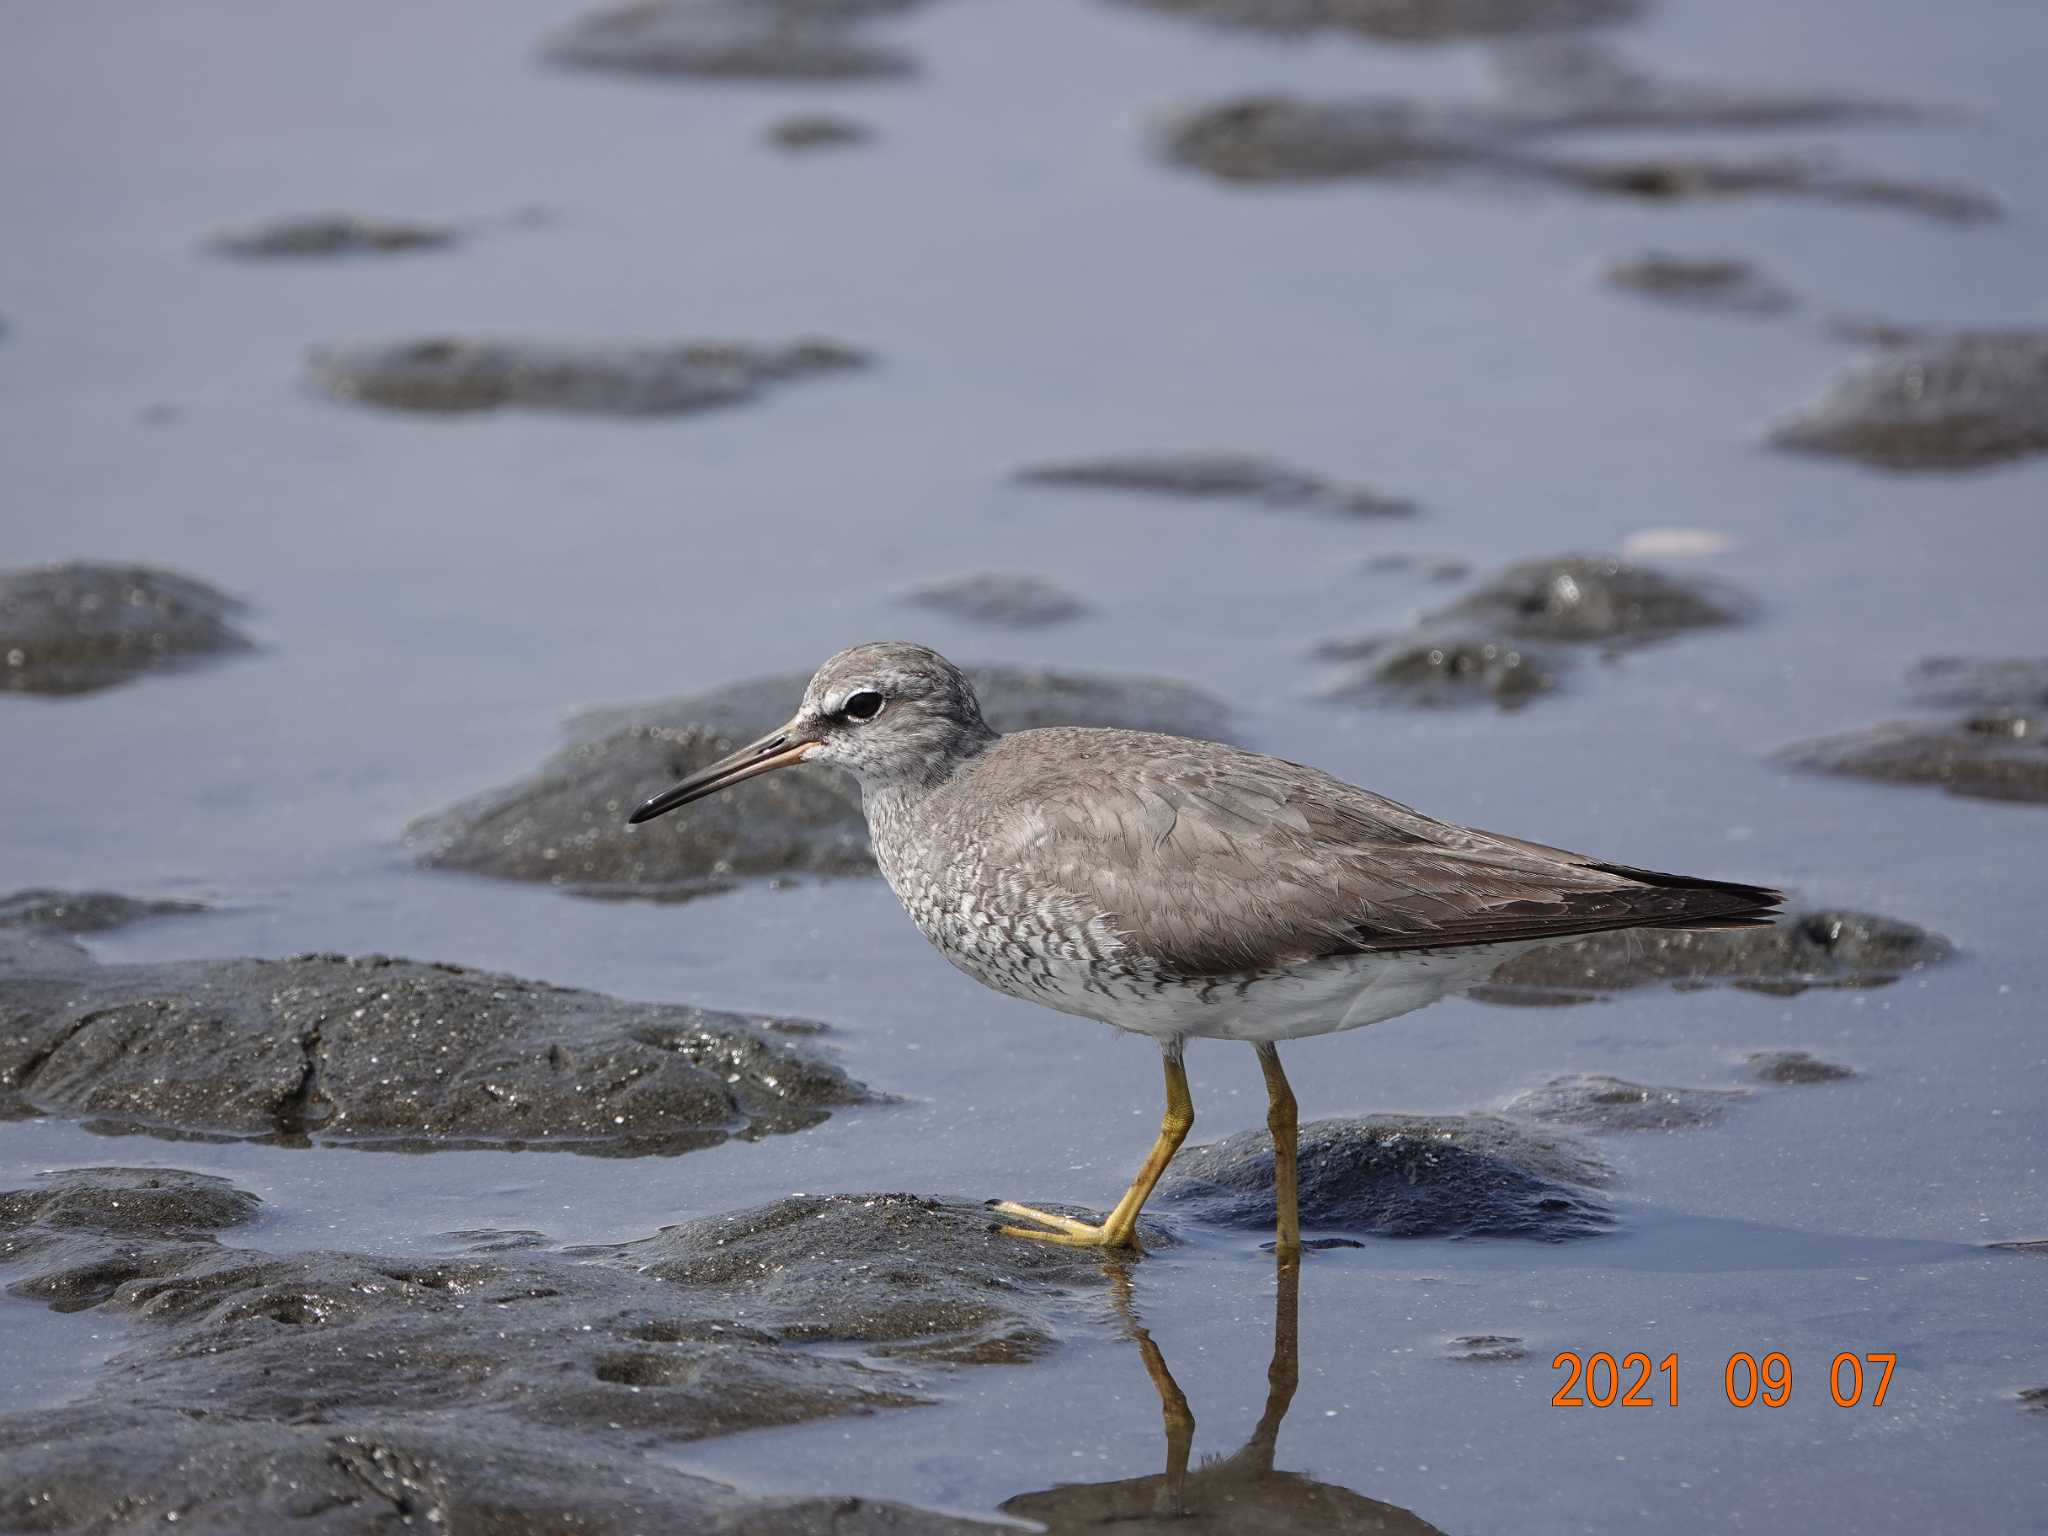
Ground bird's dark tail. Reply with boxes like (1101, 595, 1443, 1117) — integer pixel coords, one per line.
(1590, 863, 1785, 931)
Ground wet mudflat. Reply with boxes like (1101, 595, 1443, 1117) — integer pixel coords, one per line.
(2, 0, 2045, 1531)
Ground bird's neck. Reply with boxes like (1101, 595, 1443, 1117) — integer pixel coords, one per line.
(860, 726, 996, 833)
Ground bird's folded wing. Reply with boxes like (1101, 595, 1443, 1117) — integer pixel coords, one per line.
(985, 740, 1774, 976)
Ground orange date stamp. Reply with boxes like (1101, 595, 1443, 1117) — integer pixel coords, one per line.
(1549, 1351, 1895, 1408)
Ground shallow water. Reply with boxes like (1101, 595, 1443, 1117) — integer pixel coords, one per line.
(3, 0, 2045, 1530)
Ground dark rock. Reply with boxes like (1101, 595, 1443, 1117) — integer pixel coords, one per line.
(1744, 1049, 1855, 1085)
(1778, 712, 2048, 805)
(0, 1171, 1098, 1535)
(1504, 1074, 1743, 1131)
(0, 888, 208, 934)
(310, 336, 868, 416)
(1016, 453, 1415, 517)
(1426, 554, 1747, 642)
(1159, 1113, 1612, 1241)
(1104, 0, 1637, 42)
(900, 573, 1086, 627)
(1470, 909, 1951, 1004)
(207, 214, 458, 258)
(1769, 330, 2048, 469)
(1602, 253, 1795, 316)
(0, 951, 869, 1152)
(1908, 657, 2048, 710)
(768, 113, 876, 150)
(547, 0, 939, 82)
(1314, 630, 1563, 708)
(0, 562, 253, 697)
(408, 666, 1236, 898)
(2020, 1387, 2048, 1415)
(1447, 1333, 1527, 1363)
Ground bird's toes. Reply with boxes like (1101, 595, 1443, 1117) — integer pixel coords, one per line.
(987, 1199, 1106, 1239)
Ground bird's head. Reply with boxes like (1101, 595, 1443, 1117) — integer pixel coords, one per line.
(626, 641, 995, 824)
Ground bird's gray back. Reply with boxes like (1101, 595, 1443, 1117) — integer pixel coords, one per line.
(864, 726, 1769, 1000)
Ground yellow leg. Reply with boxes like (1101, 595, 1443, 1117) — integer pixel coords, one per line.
(1256, 1042, 1301, 1262)
(992, 1043, 1193, 1249)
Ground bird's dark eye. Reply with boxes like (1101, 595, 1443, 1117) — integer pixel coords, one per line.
(842, 689, 885, 723)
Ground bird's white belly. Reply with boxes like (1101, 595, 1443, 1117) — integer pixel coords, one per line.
(997, 941, 1544, 1045)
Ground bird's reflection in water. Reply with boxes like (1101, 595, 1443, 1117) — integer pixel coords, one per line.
(1000, 1260, 1443, 1534)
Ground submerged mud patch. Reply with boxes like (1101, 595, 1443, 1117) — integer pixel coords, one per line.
(1103, 0, 1639, 42)
(767, 113, 876, 150)
(546, 0, 944, 82)
(1504, 1074, 1745, 1132)
(1744, 1050, 1856, 1085)
(408, 665, 1237, 899)
(1162, 41, 1985, 223)
(0, 562, 253, 697)
(0, 889, 209, 935)
(899, 573, 1088, 627)
(1780, 713, 2048, 804)
(1315, 630, 1563, 709)
(207, 213, 460, 258)
(1017, 453, 1416, 519)
(310, 336, 868, 416)
(1447, 1333, 1529, 1363)
(1778, 659, 2048, 805)
(0, 949, 870, 1153)
(1602, 253, 1796, 316)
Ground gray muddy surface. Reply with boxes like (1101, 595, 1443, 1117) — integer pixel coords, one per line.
(2, 0, 2043, 1531)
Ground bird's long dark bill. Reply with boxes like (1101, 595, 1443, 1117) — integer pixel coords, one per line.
(626, 726, 816, 824)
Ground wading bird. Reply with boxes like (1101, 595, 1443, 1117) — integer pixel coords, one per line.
(629, 643, 1780, 1259)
